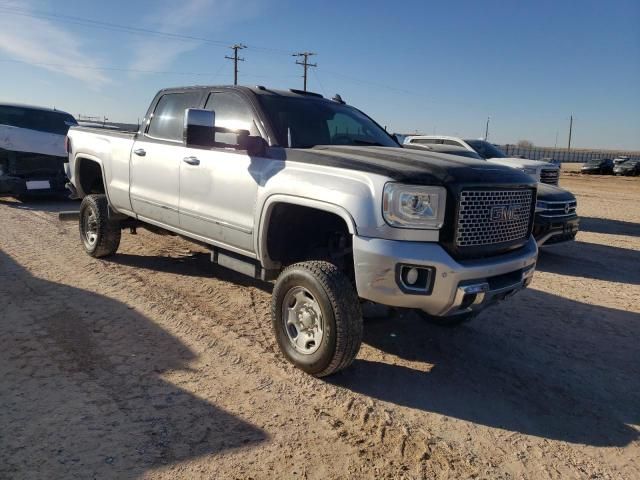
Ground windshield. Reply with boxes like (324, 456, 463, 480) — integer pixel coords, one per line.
(464, 139, 507, 159)
(0, 106, 77, 135)
(258, 95, 398, 148)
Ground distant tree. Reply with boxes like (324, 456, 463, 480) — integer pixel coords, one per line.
(517, 140, 534, 148)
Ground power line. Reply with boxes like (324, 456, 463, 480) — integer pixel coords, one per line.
(0, 4, 292, 55)
(292, 52, 317, 92)
(225, 44, 246, 85)
(0, 58, 224, 77)
(0, 4, 419, 96)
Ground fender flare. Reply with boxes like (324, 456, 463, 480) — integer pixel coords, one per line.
(73, 154, 110, 201)
(256, 194, 357, 269)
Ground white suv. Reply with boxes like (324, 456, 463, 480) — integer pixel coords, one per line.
(404, 135, 560, 185)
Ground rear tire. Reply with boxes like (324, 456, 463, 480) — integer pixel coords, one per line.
(272, 261, 363, 377)
(79, 194, 121, 258)
(416, 310, 476, 327)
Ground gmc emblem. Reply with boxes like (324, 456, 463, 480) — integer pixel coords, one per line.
(490, 204, 522, 222)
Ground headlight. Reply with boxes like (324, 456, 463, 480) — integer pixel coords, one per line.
(382, 183, 446, 229)
(522, 167, 538, 175)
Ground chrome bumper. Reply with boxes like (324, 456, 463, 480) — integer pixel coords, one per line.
(353, 235, 538, 317)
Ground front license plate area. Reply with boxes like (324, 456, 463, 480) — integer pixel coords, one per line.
(26, 180, 51, 190)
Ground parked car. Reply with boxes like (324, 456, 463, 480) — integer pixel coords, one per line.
(0, 103, 77, 198)
(66, 85, 539, 376)
(403, 143, 484, 159)
(533, 184, 579, 246)
(403, 135, 560, 185)
(613, 159, 640, 176)
(409, 143, 579, 246)
(581, 158, 614, 174)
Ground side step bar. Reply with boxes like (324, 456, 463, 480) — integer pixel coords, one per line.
(58, 211, 80, 221)
(210, 247, 278, 281)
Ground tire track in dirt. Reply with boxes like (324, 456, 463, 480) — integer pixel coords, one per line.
(1, 202, 478, 479)
(1, 188, 638, 479)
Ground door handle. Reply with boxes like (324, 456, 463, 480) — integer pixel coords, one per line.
(133, 148, 146, 156)
(183, 156, 200, 166)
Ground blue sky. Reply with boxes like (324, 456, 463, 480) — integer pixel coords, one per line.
(0, 0, 638, 149)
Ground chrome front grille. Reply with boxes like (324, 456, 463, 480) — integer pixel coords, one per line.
(540, 168, 559, 185)
(537, 200, 577, 218)
(456, 189, 534, 247)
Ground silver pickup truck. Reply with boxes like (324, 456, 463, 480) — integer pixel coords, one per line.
(66, 85, 538, 376)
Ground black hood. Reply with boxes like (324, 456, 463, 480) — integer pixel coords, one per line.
(536, 182, 576, 202)
(278, 146, 535, 187)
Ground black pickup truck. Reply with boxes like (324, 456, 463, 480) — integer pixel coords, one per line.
(0, 103, 77, 198)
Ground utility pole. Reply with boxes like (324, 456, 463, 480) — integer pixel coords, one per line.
(567, 115, 574, 151)
(225, 44, 246, 85)
(484, 116, 490, 141)
(554, 130, 559, 148)
(292, 52, 317, 91)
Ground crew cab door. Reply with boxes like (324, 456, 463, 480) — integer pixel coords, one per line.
(179, 91, 268, 254)
(130, 91, 202, 227)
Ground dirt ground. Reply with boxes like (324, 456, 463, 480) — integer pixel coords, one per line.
(1, 170, 639, 479)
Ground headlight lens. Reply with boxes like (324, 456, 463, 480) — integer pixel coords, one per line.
(382, 183, 446, 229)
(522, 167, 538, 175)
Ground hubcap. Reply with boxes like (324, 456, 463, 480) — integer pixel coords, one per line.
(83, 206, 98, 247)
(282, 286, 324, 355)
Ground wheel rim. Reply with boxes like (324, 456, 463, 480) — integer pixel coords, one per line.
(82, 205, 98, 248)
(282, 286, 324, 355)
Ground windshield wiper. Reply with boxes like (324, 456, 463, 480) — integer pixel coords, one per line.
(350, 139, 386, 146)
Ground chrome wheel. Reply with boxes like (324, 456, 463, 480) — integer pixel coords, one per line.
(82, 206, 98, 248)
(282, 286, 324, 355)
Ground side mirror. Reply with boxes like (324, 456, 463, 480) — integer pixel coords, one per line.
(184, 108, 215, 148)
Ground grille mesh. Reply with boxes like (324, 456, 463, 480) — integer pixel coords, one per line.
(456, 189, 533, 247)
(540, 168, 559, 185)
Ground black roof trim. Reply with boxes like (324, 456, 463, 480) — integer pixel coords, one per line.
(0, 103, 74, 117)
(289, 89, 323, 98)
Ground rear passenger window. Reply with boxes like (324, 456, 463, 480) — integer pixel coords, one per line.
(204, 92, 258, 145)
(412, 139, 437, 145)
(443, 140, 463, 146)
(147, 92, 201, 141)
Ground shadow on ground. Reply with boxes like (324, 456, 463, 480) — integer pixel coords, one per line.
(0, 250, 266, 479)
(0, 195, 77, 213)
(579, 216, 640, 237)
(537, 240, 640, 284)
(332, 289, 639, 447)
(110, 251, 272, 293)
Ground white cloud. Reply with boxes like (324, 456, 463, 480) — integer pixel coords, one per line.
(128, 0, 258, 74)
(0, 1, 109, 86)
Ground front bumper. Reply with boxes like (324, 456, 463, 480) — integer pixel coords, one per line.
(353, 235, 538, 317)
(533, 214, 579, 246)
(0, 173, 67, 197)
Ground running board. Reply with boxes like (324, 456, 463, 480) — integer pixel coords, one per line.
(210, 248, 277, 281)
(58, 211, 80, 222)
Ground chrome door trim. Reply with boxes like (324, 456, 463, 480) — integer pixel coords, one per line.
(179, 208, 253, 234)
(136, 215, 257, 259)
(130, 195, 179, 213)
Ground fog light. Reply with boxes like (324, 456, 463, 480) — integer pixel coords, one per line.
(405, 267, 419, 285)
(397, 264, 435, 294)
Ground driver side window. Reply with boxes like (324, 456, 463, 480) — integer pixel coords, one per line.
(204, 92, 258, 145)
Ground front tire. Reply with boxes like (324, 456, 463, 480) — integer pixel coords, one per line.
(271, 261, 363, 377)
(79, 194, 121, 258)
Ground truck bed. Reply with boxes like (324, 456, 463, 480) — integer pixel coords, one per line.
(69, 125, 138, 139)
